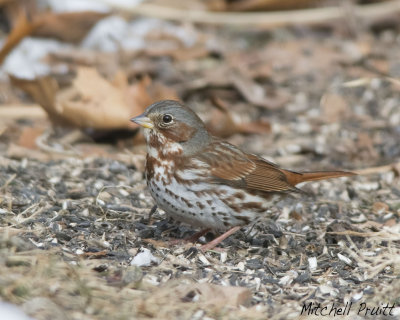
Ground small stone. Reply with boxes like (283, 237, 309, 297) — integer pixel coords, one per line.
(237, 261, 245, 272)
(318, 284, 334, 295)
(198, 254, 210, 266)
(337, 253, 352, 265)
(220, 251, 227, 263)
(119, 188, 129, 197)
(350, 213, 367, 223)
(351, 291, 363, 302)
(308, 257, 317, 272)
(109, 161, 127, 173)
(131, 248, 159, 267)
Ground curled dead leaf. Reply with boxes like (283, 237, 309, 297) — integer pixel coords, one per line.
(229, 68, 288, 109)
(33, 11, 108, 43)
(9, 75, 73, 126)
(55, 67, 147, 129)
(11, 67, 180, 134)
(207, 97, 271, 138)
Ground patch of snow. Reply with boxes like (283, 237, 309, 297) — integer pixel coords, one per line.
(1, 38, 70, 79)
(83, 16, 197, 52)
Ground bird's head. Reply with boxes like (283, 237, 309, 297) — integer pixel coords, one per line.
(131, 100, 210, 157)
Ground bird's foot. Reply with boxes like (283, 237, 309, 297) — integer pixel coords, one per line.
(168, 228, 211, 246)
(200, 226, 241, 251)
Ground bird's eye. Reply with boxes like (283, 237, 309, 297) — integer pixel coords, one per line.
(162, 114, 173, 123)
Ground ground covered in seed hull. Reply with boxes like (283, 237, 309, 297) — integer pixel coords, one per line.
(1, 140, 400, 320)
(1, 2, 400, 319)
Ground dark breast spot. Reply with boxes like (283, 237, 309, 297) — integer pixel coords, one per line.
(235, 215, 251, 225)
(234, 192, 245, 200)
(196, 202, 205, 209)
(241, 202, 263, 210)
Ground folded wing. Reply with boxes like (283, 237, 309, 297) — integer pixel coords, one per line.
(195, 140, 355, 193)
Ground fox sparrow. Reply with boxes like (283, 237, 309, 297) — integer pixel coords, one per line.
(131, 100, 354, 250)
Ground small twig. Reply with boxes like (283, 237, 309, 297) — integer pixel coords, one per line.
(355, 162, 400, 176)
(35, 129, 80, 156)
(96, 0, 400, 28)
(327, 230, 400, 241)
(14, 203, 46, 225)
(0, 104, 46, 120)
(0, 174, 16, 191)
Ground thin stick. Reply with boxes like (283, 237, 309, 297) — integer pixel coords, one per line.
(96, 0, 400, 28)
(355, 162, 400, 176)
(201, 226, 241, 251)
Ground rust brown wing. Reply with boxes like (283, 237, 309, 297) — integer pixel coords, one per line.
(195, 141, 296, 192)
(196, 140, 257, 181)
(195, 140, 355, 193)
(244, 154, 299, 192)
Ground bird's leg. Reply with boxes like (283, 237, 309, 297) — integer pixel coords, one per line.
(185, 228, 211, 242)
(148, 205, 158, 223)
(200, 226, 241, 251)
(168, 228, 211, 245)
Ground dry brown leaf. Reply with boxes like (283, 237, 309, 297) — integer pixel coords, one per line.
(11, 68, 179, 134)
(237, 119, 271, 135)
(55, 67, 146, 129)
(126, 76, 153, 119)
(9, 75, 73, 126)
(207, 97, 240, 137)
(229, 69, 287, 109)
(32, 11, 108, 43)
(207, 97, 271, 138)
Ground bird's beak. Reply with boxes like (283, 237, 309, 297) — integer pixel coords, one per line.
(130, 114, 154, 129)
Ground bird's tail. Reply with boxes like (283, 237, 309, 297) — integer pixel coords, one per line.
(283, 170, 356, 186)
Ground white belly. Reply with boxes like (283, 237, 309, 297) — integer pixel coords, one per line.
(147, 164, 274, 231)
